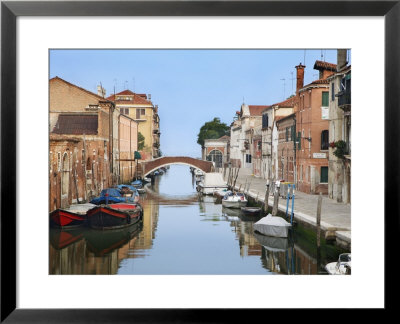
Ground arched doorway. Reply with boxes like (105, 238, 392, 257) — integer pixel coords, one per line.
(207, 149, 223, 168)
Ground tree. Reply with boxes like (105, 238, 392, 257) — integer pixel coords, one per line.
(138, 132, 145, 150)
(197, 117, 229, 147)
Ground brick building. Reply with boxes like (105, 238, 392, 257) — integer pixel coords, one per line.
(295, 61, 336, 194)
(49, 77, 138, 211)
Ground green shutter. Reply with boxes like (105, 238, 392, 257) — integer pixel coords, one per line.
(320, 166, 328, 183)
(322, 92, 329, 107)
(286, 127, 288, 142)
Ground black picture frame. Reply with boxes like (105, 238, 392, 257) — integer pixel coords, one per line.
(1, 0, 397, 321)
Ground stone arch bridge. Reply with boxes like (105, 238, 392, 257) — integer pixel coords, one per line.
(139, 156, 214, 176)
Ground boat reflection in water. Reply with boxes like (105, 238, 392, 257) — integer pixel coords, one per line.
(84, 222, 143, 256)
(50, 228, 85, 250)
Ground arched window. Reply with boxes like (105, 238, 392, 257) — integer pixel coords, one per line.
(207, 149, 223, 168)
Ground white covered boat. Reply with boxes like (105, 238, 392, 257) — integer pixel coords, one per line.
(253, 214, 292, 238)
(221, 191, 247, 209)
(197, 173, 228, 195)
(325, 253, 351, 275)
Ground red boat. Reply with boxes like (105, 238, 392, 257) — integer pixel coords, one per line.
(50, 209, 86, 228)
(87, 203, 143, 230)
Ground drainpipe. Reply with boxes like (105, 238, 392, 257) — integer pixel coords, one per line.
(118, 113, 121, 184)
(294, 114, 297, 187)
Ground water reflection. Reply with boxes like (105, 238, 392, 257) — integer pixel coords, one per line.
(49, 165, 348, 275)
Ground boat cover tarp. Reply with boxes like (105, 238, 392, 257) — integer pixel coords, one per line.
(253, 214, 292, 238)
(66, 203, 97, 214)
(201, 173, 227, 188)
(90, 188, 136, 205)
(253, 232, 289, 252)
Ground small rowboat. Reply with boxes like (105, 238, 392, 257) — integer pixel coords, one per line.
(87, 203, 143, 230)
(241, 207, 262, 215)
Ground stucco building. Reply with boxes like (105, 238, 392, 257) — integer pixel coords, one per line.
(229, 104, 267, 171)
(203, 135, 230, 169)
(327, 49, 351, 203)
(107, 90, 161, 160)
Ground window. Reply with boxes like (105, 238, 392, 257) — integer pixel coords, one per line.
(121, 108, 129, 115)
(245, 154, 252, 163)
(320, 166, 328, 183)
(297, 132, 301, 150)
(322, 91, 329, 107)
(57, 152, 61, 171)
(291, 125, 295, 142)
(207, 150, 223, 168)
(321, 130, 329, 150)
(331, 82, 335, 101)
(257, 141, 262, 151)
(136, 108, 145, 119)
(285, 127, 289, 142)
(262, 114, 269, 129)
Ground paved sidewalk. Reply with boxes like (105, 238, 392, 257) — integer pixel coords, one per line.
(222, 168, 351, 248)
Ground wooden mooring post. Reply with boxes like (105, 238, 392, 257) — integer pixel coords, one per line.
(264, 179, 270, 213)
(272, 181, 280, 216)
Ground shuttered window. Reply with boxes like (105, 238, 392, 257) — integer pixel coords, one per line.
(320, 166, 328, 183)
(322, 91, 329, 107)
(331, 82, 335, 101)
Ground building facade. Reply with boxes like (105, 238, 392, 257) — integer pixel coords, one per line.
(295, 61, 336, 194)
(203, 135, 230, 169)
(229, 104, 267, 172)
(328, 49, 351, 203)
(49, 77, 139, 210)
(107, 90, 161, 160)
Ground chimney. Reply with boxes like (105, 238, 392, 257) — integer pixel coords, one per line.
(337, 49, 347, 72)
(295, 63, 306, 97)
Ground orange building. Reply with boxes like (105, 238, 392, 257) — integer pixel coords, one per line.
(295, 61, 336, 194)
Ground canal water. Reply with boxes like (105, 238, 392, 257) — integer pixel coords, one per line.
(49, 165, 348, 275)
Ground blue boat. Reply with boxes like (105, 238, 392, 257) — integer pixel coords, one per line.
(90, 188, 137, 205)
(131, 180, 143, 188)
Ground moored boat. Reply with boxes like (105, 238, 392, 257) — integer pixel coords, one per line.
(50, 209, 86, 228)
(221, 191, 247, 209)
(90, 188, 137, 205)
(87, 203, 143, 230)
(197, 172, 228, 195)
(325, 253, 351, 275)
(253, 214, 292, 238)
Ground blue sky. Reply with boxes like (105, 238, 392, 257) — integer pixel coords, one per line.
(50, 49, 349, 157)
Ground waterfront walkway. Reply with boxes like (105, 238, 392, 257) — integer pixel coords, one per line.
(222, 168, 351, 249)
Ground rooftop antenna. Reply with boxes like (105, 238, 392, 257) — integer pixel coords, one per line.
(124, 80, 128, 90)
(303, 49, 306, 67)
(280, 78, 286, 100)
(321, 49, 323, 60)
(290, 71, 295, 95)
(132, 77, 135, 92)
